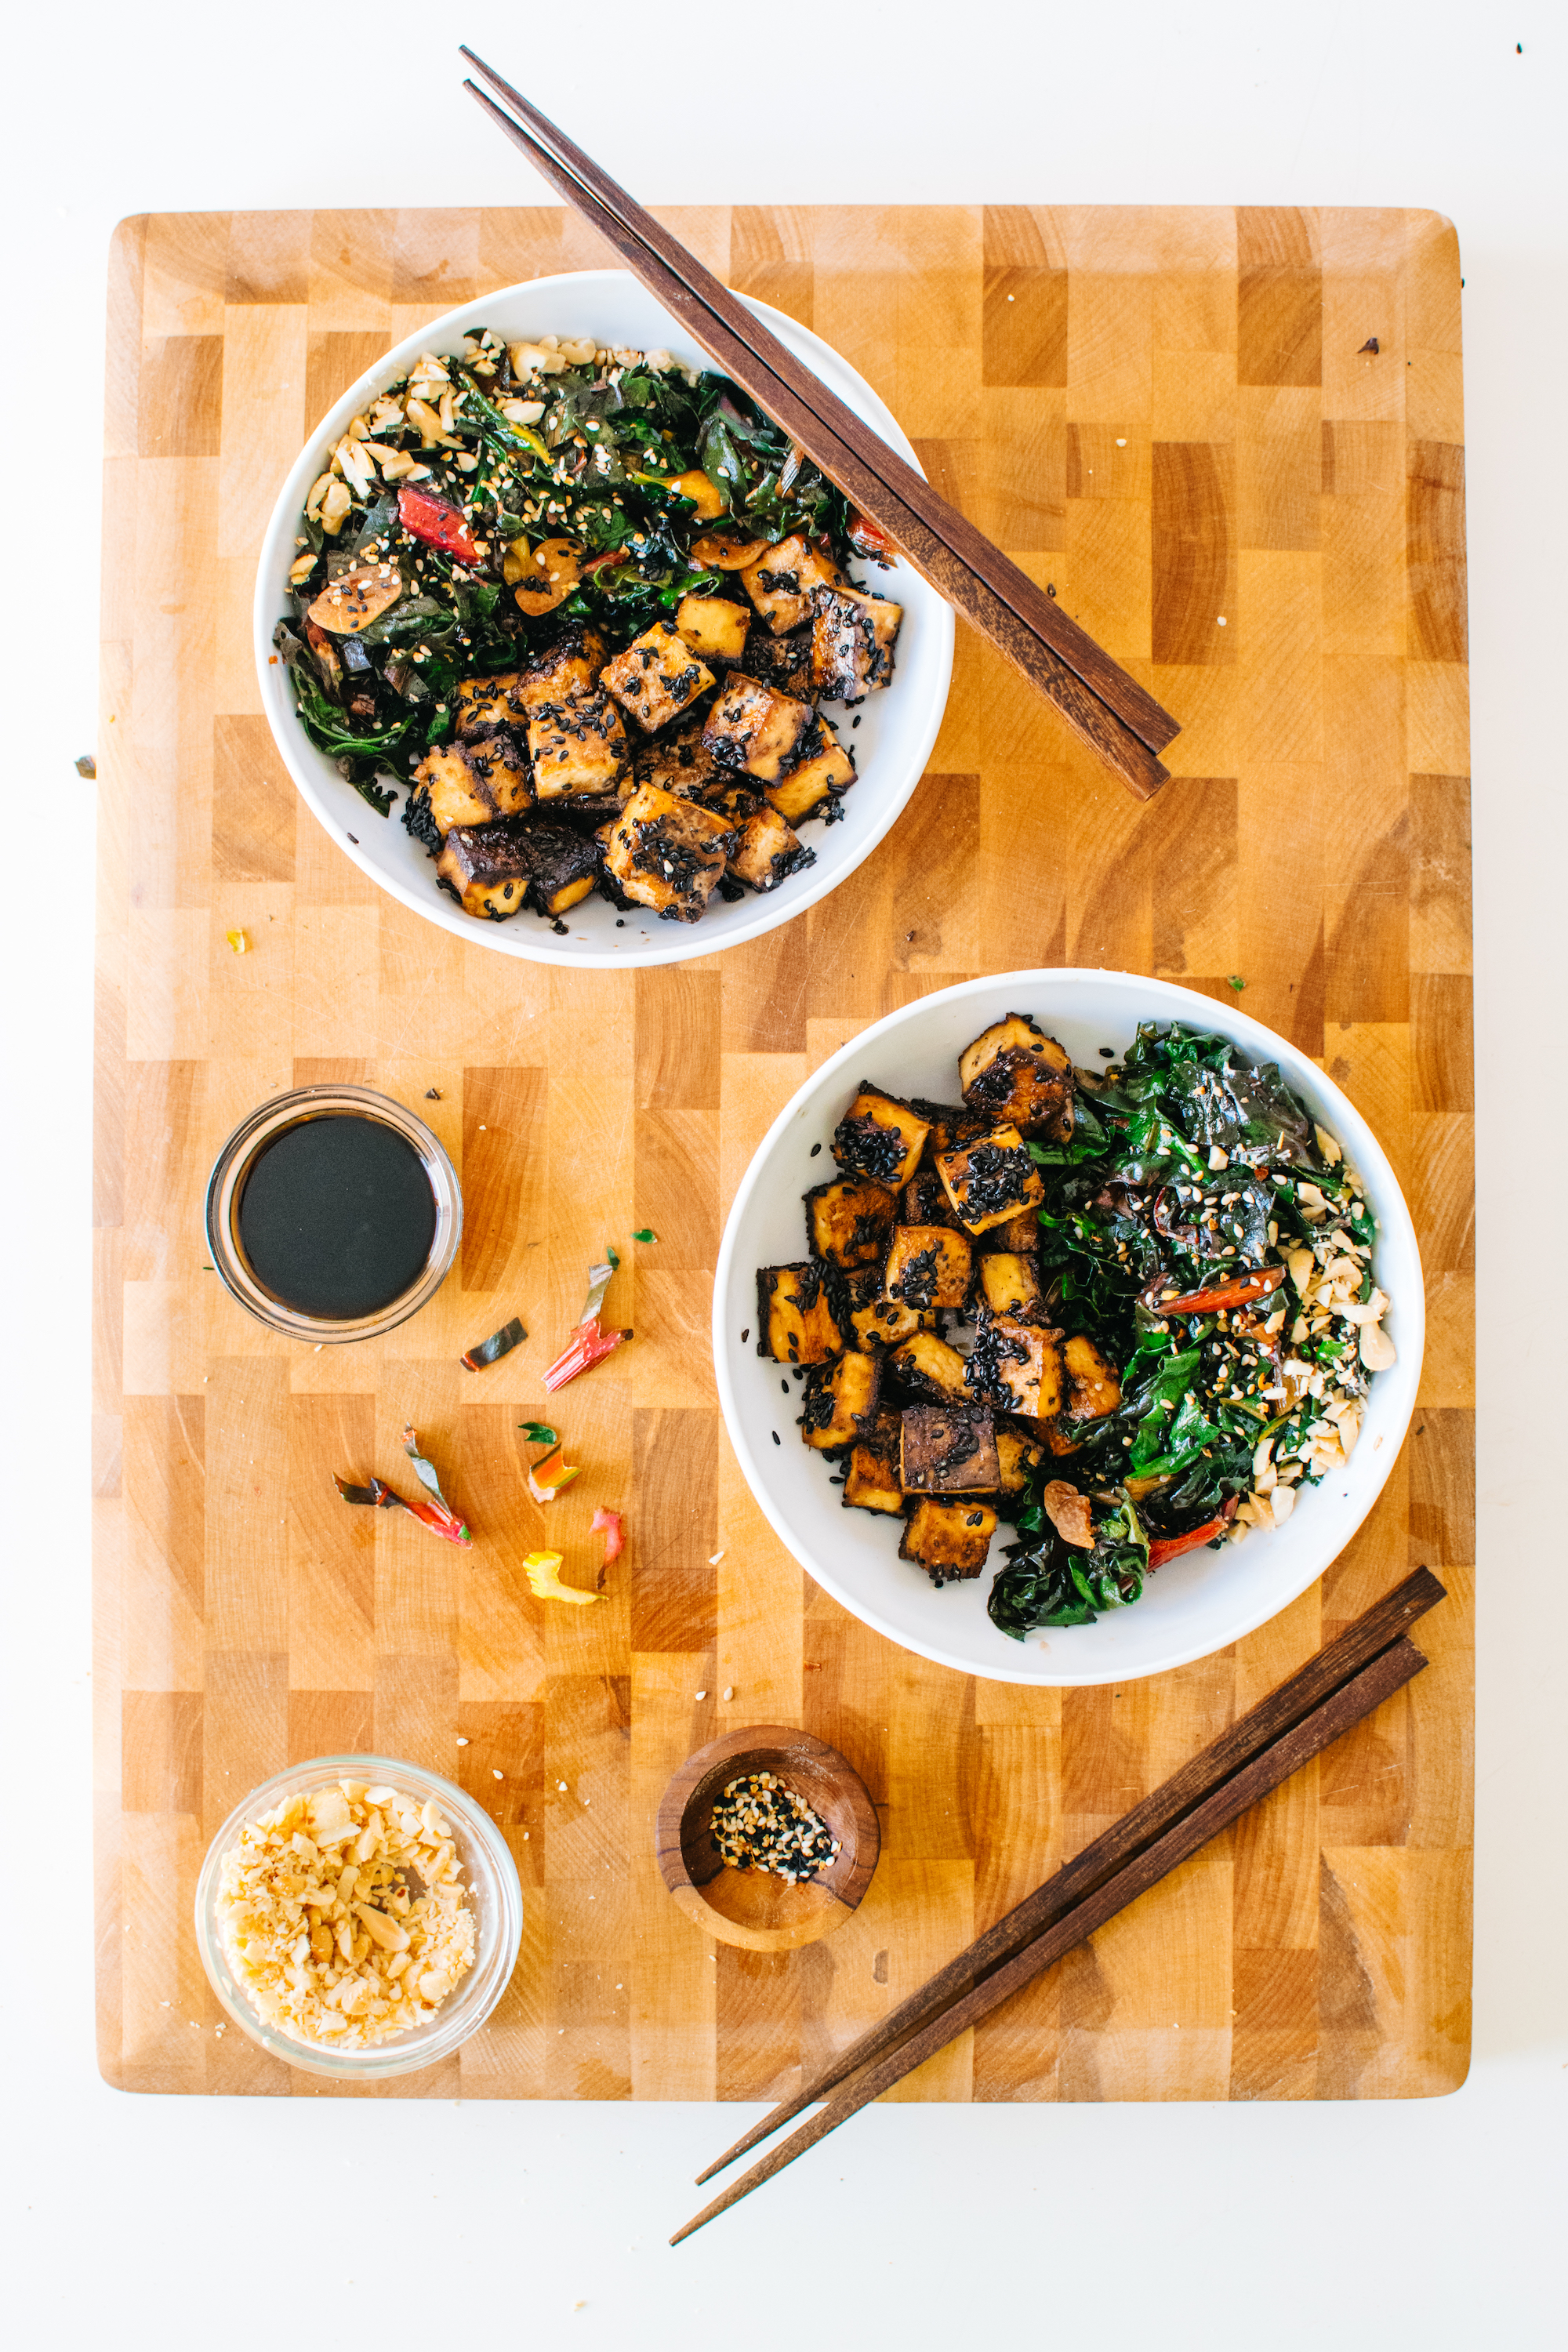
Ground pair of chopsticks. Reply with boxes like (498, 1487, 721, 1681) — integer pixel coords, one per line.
(461, 51, 1181, 800)
(670, 1566, 1446, 2242)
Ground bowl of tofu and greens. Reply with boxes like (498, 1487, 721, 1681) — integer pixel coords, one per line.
(253, 270, 953, 968)
(713, 972, 1424, 1688)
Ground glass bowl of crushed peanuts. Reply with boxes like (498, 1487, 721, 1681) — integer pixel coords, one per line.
(194, 1756, 524, 2079)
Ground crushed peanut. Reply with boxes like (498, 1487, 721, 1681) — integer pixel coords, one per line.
(216, 1780, 476, 2048)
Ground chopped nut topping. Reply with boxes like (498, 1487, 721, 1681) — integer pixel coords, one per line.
(216, 1780, 475, 2048)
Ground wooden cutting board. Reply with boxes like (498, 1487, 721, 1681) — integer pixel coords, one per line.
(94, 202, 1473, 2101)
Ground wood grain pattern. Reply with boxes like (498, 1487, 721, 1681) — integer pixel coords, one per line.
(95, 203, 1473, 2102)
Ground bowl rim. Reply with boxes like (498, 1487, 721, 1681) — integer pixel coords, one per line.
(193, 1751, 524, 2079)
(712, 968, 1427, 1688)
(251, 267, 955, 971)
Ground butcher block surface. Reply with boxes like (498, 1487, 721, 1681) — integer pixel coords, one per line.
(94, 202, 1473, 2099)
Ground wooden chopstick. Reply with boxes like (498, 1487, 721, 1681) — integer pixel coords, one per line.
(671, 1622, 1432, 2244)
(459, 58, 1179, 799)
(697, 1565, 1445, 2184)
(460, 54, 1174, 757)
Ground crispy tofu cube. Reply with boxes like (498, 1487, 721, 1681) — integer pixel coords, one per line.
(844, 1271, 936, 1353)
(804, 1179, 899, 1272)
(741, 533, 845, 633)
(800, 1348, 882, 1451)
(675, 593, 750, 665)
(899, 1406, 1000, 1495)
(434, 822, 534, 921)
(526, 690, 630, 799)
(899, 1497, 997, 1584)
(967, 1319, 1065, 1419)
(415, 735, 533, 834)
(742, 624, 814, 701)
(755, 1262, 848, 1364)
(978, 1254, 1044, 1322)
(937, 1124, 1046, 1236)
(602, 622, 715, 733)
(604, 781, 735, 922)
(995, 1417, 1047, 1496)
(1063, 1333, 1123, 1422)
(832, 1086, 931, 1191)
(764, 728, 856, 824)
(910, 1098, 991, 1167)
(516, 624, 608, 710)
(978, 1209, 1044, 1254)
(454, 628, 607, 735)
(888, 1330, 972, 1403)
(728, 803, 815, 893)
(883, 1226, 973, 1312)
(522, 823, 601, 919)
(842, 1412, 905, 1515)
(702, 673, 815, 782)
(811, 587, 902, 702)
(634, 717, 725, 799)
(960, 1013, 1075, 1136)
(902, 1170, 960, 1229)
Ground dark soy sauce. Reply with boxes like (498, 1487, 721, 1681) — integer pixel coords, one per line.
(238, 1115, 436, 1320)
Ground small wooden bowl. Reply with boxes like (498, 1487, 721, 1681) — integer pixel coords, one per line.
(655, 1725, 880, 1952)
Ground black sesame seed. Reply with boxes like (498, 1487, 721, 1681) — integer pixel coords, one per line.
(771, 1431, 781, 1445)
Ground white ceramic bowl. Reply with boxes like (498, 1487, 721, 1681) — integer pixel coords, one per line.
(253, 270, 953, 970)
(713, 971, 1425, 1687)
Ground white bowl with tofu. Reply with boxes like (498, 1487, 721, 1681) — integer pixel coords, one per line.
(253, 270, 953, 967)
(713, 971, 1425, 1688)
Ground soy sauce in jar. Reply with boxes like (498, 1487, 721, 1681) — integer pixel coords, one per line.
(237, 1113, 437, 1320)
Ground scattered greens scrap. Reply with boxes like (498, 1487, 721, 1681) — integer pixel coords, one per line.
(751, 1018, 1395, 1636)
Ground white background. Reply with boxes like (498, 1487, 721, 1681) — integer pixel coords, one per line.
(4, 2, 1563, 2340)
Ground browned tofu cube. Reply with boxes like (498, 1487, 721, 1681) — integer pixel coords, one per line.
(452, 627, 607, 738)
(804, 1179, 899, 1272)
(910, 1098, 992, 1167)
(741, 533, 845, 633)
(888, 1330, 972, 1403)
(844, 1271, 936, 1353)
(900, 1171, 957, 1229)
(743, 624, 814, 701)
(978, 1253, 1044, 1322)
(728, 804, 815, 893)
(415, 735, 534, 835)
(800, 1349, 882, 1451)
(883, 1226, 973, 1312)
(937, 1124, 1047, 1236)
(702, 673, 815, 782)
(978, 1209, 1045, 1254)
(899, 1406, 1000, 1495)
(675, 593, 750, 665)
(634, 717, 725, 799)
(811, 587, 902, 702)
(764, 729, 856, 824)
(995, 1417, 1047, 1496)
(517, 624, 608, 709)
(602, 622, 715, 733)
(960, 1014, 1076, 1136)
(434, 822, 534, 921)
(842, 1412, 905, 1515)
(967, 1319, 1065, 1419)
(526, 690, 630, 800)
(604, 781, 735, 922)
(1062, 1333, 1123, 1422)
(756, 1262, 848, 1364)
(522, 824, 602, 920)
(832, 1087, 931, 1191)
(899, 1497, 997, 1585)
